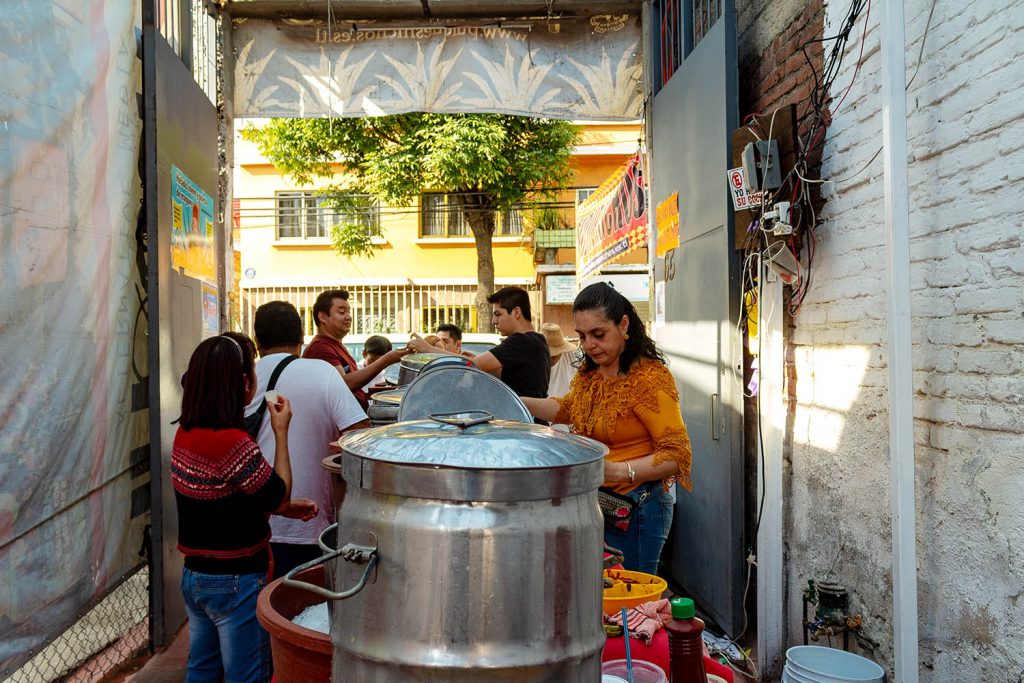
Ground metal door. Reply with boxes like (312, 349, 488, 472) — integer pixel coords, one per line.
(649, 0, 744, 634)
(143, 0, 224, 647)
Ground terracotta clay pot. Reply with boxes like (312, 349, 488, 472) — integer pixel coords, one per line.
(256, 565, 332, 682)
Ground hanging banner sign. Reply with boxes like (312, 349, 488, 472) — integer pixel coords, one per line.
(655, 191, 679, 257)
(233, 16, 642, 121)
(576, 153, 648, 278)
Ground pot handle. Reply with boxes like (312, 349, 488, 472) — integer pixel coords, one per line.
(282, 542, 378, 601)
(429, 411, 494, 428)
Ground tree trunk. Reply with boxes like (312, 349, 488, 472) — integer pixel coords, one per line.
(463, 194, 497, 333)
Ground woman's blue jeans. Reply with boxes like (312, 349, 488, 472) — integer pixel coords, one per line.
(180, 568, 271, 683)
(604, 483, 675, 575)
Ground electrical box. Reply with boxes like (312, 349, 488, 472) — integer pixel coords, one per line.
(741, 140, 781, 192)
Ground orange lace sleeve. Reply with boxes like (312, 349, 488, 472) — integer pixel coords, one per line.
(552, 375, 580, 426)
(633, 367, 693, 492)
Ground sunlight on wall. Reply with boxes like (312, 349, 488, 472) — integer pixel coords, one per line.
(793, 345, 871, 452)
(656, 320, 722, 399)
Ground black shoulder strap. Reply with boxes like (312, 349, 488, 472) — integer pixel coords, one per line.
(251, 354, 298, 423)
(267, 354, 298, 392)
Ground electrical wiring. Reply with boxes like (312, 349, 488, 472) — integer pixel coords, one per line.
(828, 0, 872, 119)
(726, 6, 874, 653)
(905, 0, 938, 90)
(800, 0, 935, 191)
(716, 2, 882, 667)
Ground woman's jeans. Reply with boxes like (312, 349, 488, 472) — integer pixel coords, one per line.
(604, 482, 675, 575)
(181, 568, 271, 683)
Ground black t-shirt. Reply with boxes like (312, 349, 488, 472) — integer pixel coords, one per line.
(489, 331, 550, 399)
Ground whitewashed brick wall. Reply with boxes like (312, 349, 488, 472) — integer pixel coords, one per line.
(785, 2, 1024, 680)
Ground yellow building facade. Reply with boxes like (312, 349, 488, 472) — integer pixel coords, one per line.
(233, 121, 643, 336)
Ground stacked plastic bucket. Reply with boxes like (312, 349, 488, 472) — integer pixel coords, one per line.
(784, 646, 884, 683)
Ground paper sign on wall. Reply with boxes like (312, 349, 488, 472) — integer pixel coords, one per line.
(655, 192, 679, 257)
(545, 274, 577, 304)
(655, 281, 666, 325)
(727, 167, 764, 211)
(171, 164, 216, 281)
(201, 282, 219, 338)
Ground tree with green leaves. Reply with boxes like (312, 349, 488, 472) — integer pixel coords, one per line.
(242, 114, 579, 332)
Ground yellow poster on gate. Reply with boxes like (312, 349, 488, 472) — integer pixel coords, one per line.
(655, 192, 679, 257)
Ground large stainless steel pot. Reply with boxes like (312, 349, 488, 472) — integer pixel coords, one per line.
(365, 386, 406, 426)
(396, 352, 445, 386)
(288, 412, 607, 682)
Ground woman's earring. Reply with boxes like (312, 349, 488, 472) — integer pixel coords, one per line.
(624, 333, 630, 340)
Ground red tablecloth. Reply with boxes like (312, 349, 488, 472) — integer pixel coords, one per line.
(602, 629, 734, 682)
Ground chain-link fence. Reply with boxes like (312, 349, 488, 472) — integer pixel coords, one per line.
(6, 567, 149, 683)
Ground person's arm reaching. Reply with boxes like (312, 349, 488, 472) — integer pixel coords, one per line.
(338, 347, 411, 390)
(408, 334, 501, 376)
(521, 396, 560, 423)
(266, 396, 293, 500)
(468, 351, 502, 377)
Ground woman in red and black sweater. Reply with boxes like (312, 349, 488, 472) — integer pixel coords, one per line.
(171, 333, 316, 683)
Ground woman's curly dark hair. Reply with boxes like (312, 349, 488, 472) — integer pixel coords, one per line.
(573, 282, 665, 374)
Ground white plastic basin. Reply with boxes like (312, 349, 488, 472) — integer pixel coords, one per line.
(786, 646, 885, 682)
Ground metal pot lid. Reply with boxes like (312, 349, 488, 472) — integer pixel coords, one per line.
(420, 355, 474, 373)
(369, 387, 406, 406)
(397, 364, 532, 423)
(400, 353, 445, 371)
(339, 412, 607, 470)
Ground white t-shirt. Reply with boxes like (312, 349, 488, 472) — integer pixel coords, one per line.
(548, 353, 578, 398)
(357, 358, 388, 392)
(245, 354, 367, 545)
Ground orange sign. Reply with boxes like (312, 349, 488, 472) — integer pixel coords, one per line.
(655, 192, 679, 257)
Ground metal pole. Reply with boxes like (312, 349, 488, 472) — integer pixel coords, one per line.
(756, 263, 785, 676)
(880, 1, 919, 681)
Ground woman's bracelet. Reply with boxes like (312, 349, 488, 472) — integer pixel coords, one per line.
(625, 460, 636, 485)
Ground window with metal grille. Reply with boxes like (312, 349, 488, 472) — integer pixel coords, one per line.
(421, 193, 523, 237)
(654, 0, 721, 90)
(691, 0, 722, 48)
(276, 191, 380, 240)
(499, 207, 525, 235)
(576, 187, 598, 207)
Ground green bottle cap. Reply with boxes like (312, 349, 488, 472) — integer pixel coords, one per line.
(671, 597, 695, 619)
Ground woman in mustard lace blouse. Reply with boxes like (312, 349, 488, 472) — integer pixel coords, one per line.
(523, 283, 692, 573)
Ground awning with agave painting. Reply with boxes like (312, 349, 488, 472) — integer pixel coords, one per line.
(232, 14, 642, 120)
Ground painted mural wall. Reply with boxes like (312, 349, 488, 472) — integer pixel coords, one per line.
(0, 1, 148, 674)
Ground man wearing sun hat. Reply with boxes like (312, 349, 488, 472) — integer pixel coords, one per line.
(540, 322, 578, 398)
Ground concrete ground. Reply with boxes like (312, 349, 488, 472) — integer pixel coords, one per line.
(103, 626, 188, 683)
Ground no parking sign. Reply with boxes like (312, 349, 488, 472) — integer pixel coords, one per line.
(727, 167, 764, 211)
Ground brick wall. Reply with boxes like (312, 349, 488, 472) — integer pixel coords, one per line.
(762, 1, 1024, 680)
(739, 0, 824, 141)
(736, 3, 827, 677)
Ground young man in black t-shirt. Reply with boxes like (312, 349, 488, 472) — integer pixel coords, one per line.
(409, 286, 550, 398)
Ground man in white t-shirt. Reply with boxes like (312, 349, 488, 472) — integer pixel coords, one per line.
(540, 322, 578, 398)
(246, 301, 369, 578)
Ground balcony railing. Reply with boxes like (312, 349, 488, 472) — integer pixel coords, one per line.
(534, 228, 576, 248)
